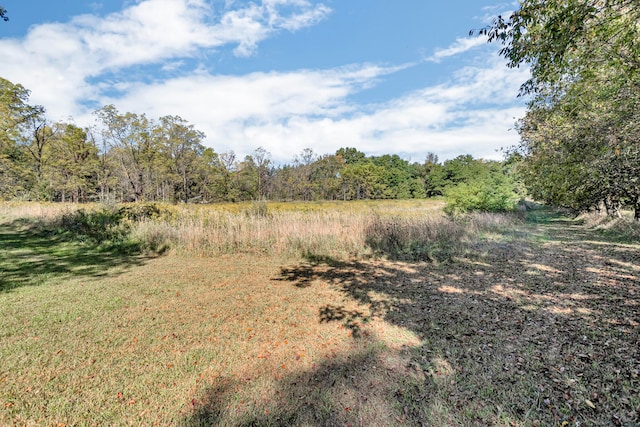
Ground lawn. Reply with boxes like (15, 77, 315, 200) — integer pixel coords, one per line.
(0, 202, 638, 426)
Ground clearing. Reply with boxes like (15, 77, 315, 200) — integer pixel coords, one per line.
(0, 208, 638, 426)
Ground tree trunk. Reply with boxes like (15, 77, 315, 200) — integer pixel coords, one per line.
(604, 195, 622, 218)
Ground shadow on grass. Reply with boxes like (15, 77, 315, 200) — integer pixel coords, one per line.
(0, 218, 151, 292)
(187, 347, 430, 427)
(187, 210, 639, 426)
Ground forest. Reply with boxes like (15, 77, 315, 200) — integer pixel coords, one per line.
(0, 77, 519, 210)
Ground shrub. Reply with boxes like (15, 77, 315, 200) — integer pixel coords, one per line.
(118, 203, 163, 222)
(59, 207, 130, 243)
(444, 177, 519, 217)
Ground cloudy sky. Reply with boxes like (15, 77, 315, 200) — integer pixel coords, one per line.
(0, 0, 528, 164)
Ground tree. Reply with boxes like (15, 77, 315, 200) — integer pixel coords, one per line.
(24, 117, 57, 196)
(479, 0, 640, 219)
(95, 105, 157, 202)
(417, 153, 446, 197)
(340, 162, 385, 200)
(155, 115, 206, 203)
(444, 167, 519, 216)
(371, 154, 414, 199)
(293, 148, 318, 201)
(210, 151, 238, 201)
(0, 77, 45, 199)
(45, 124, 100, 202)
(310, 154, 344, 200)
(0, 6, 8, 22)
(475, 0, 640, 97)
(336, 147, 366, 165)
(251, 147, 273, 200)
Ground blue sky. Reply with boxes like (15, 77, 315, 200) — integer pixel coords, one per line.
(0, 0, 527, 164)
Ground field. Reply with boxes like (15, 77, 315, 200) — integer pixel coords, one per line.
(0, 201, 638, 426)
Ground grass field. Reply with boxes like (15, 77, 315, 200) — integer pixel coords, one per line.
(0, 201, 638, 426)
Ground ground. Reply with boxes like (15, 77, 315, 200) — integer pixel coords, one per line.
(0, 208, 638, 426)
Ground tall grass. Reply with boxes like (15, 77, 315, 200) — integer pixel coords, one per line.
(1, 201, 523, 262)
(0, 201, 80, 222)
(577, 210, 640, 241)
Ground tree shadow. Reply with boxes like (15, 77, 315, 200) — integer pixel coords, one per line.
(186, 341, 433, 427)
(184, 211, 638, 425)
(271, 213, 638, 425)
(0, 218, 151, 292)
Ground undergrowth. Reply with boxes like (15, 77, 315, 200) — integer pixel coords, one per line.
(577, 211, 640, 242)
(1, 201, 528, 262)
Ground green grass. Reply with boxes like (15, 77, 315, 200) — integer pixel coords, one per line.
(1, 203, 639, 426)
(0, 217, 147, 293)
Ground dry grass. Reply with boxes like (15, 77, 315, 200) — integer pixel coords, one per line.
(117, 200, 518, 262)
(1, 203, 638, 426)
(0, 201, 82, 222)
(0, 250, 422, 426)
(577, 211, 640, 241)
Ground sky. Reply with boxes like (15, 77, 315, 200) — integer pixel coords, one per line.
(0, 0, 528, 164)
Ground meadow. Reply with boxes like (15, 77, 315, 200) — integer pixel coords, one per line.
(0, 200, 638, 426)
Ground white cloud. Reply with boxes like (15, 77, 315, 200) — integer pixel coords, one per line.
(0, 0, 528, 164)
(0, 0, 331, 117)
(94, 53, 528, 163)
(427, 36, 488, 62)
(477, 2, 518, 22)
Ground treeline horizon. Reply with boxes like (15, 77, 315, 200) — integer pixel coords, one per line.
(1, 76, 517, 204)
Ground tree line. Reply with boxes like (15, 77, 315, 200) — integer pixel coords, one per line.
(0, 77, 517, 205)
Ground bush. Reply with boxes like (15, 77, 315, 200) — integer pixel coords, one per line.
(60, 207, 130, 243)
(56, 205, 177, 254)
(118, 203, 163, 222)
(444, 177, 519, 217)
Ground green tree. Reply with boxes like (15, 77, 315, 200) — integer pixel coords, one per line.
(210, 151, 238, 202)
(476, 0, 639, 97)
(45, 124, 100, 202)
(293, 148, 317, 200)
(95, 105, 158, 202)
(310, 154, 344, 200)
(155, 115, 206, 203)
(480, 0, 640, 219)
(336, 147, 366, 165)
(444, 170, 519, 216)
(340, 162, 385, 200)
(251, 147, 274, 200)
(0, 77, 45, 199)
(370, 154, 410, 199)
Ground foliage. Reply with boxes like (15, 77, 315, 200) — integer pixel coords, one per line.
(475, 0, 639, 97)
(0, 77, 44, 199)
(59, 207, 131, 244)
(479, 0, 640, 219)
(444, 175, 519, 217)
(54, 203, 169, 252)
(2, 77, 519, 204)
